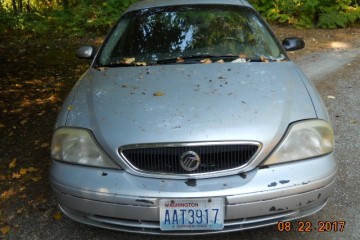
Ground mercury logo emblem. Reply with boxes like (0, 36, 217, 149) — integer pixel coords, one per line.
(179, 151, 201, 172)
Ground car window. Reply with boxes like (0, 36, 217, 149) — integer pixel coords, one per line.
(98, 5, 285, 66)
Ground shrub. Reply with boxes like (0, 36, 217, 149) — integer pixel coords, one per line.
(249, 0, 360, 28)
(0, 0, 359, 37)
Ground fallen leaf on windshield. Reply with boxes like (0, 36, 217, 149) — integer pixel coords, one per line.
(97, 67, 108, 71)
(123, 58, 135, 64)
(67, 105, 74, 111)
(9, 158, 17, 168)
(200, 58, 212, 64)
(232, 58, 246, 63)
(135, 62, 147, 66)
(260, 56, 269, 63)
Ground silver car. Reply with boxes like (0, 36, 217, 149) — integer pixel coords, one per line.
(50, 0, 337, 235)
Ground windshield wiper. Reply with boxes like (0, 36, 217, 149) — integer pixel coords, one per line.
(101, 55, 286, 67)
(99, 61, 150, 68)
(182, 54, 239, 61)
(155, 54, 239, 65)
(155, 54, 285, 64)
(107, 63, 135, 67)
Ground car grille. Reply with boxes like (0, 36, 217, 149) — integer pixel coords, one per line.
(119, 143, 259, 174)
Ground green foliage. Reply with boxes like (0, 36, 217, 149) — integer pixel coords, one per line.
(0, 5, 12, 34)
(249, 0, 360, 28)
(0, 0, 359, 37)
(318, 2, 360, 28)
(0, 0, 139, 37)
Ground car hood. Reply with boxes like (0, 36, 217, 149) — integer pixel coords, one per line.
(64, 62, 316, 164)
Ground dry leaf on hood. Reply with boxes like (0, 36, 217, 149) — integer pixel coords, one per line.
(153, 91, 165, 97)
(123, 58, 135, 64)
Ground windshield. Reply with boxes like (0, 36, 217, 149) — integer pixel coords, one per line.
(98, 5, 286, 66)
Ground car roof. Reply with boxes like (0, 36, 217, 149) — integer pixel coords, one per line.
(124, 0, 253, 14)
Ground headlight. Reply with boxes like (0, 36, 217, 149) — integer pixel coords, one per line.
(51, 128, 119, 169)
(263, 120, 334, 166)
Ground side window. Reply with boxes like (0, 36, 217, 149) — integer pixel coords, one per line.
(99, 19, 130, 65)
(247, 15, 280, 57)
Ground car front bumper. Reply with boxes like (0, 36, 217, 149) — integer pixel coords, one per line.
(50, 154, 337, 235)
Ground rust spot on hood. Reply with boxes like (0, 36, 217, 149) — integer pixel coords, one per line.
(279, 180, 290, 184)
(268, 182, 277, 187)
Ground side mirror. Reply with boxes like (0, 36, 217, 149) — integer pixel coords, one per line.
(76, 46, 96, 59)
(282, 37, 305, 51)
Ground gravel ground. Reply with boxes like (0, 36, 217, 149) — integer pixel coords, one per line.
(300, 50, 360, 240)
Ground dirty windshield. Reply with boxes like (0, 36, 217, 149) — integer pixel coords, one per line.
(98, 5, 286, 66)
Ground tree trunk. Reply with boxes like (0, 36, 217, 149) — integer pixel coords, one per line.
(12, 0, 17, 14)
(63, 0, 69, 9)
(18, 0, 23, 13)
(27, 0, 31, 12)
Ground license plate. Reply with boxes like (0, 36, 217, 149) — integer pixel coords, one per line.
(159, 198, 224, 231)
